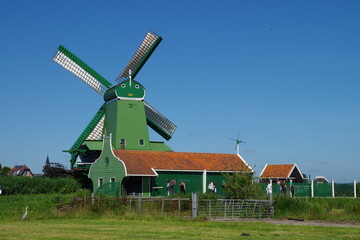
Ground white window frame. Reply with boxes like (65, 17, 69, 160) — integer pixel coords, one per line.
(98, 178, 104, 187)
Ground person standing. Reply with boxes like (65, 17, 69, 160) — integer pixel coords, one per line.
(221, 181, 226, 197)
(266, 182, 272, 196)
(213, 183, 217, 194)
(179, 181, 186, 194)
(281, 181, 287, 195)
(290, 183, 295, 197)
(169, 179, 176, 195)
(208, 180, 214, 193)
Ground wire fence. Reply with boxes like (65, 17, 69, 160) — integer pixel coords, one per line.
(260, 181, 358, 198)
(57, 194, 274, 220)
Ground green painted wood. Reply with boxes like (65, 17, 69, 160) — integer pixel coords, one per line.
(142, 177, 151, 197)
(149, 142, 173, 151)
(88, 136, 126, 195)
(153, 171, 203, 196)
(104, 100, 151, 150)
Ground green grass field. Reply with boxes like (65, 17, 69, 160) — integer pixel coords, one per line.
(1, 218, 359, 240)
(0, 194, 359, 239)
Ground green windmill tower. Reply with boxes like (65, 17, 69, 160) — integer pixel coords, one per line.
(53, 31, 176, 170)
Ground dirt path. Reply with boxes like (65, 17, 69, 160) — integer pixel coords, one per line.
(263, 219, 360, 228)
(214, 219, 360, 228)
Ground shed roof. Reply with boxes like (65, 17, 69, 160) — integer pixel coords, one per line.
(113, 150, 252, 176)
(259, 164, 301, 179)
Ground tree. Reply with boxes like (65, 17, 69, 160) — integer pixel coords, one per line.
(42, 162, 69, 178)
(223, 171, 264, 199)
(2, 166, 11, 175)
(0, 164, 11, 175)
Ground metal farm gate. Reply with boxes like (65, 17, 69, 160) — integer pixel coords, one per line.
(197, 199, 274, 219)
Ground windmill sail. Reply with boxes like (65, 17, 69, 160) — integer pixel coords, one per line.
(144, 101, 177, 140)
(69, 104, 106, 151)
(115, 31, 162, 83)
(86, 116, 104, 140)
(53, 45, 112, 95)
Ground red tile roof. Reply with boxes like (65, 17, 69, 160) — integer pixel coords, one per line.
(259, 164, 295, 178)
(113, 150, 252, 176)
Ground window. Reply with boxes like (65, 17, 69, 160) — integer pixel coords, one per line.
(98, 178, 104, 188)
(110, 177, 116, 189)
(120, 139, 126, 150)
(139, 139, 145, 146)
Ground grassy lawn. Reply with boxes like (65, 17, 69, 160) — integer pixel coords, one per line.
(1, 194, 359, 239)
(1, 218, 359, 240)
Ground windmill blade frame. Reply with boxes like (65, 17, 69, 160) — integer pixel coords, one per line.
(66, 104, 106, 167)
(144, 101, 177, 140)
(115, 31, 162, 83)
(53, 45, 113, 95)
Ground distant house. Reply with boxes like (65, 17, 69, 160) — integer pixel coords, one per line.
(314, 176, 329, 184)
(259, 164, 303, 183)
(7, 165, 33, 177)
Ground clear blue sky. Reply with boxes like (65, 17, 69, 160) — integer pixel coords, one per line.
(0, 1, 359, 183)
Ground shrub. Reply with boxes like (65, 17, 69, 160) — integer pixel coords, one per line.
(223, 171, 264, 199)
(0, 176, 80, 195)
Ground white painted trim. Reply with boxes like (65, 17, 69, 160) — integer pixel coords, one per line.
(294, 163, 304, 179)
(98, 178, 104, 187)
(354, 180, 357, 198)
(118, 97, 144, 101)
(288, 164, 296, 178)
(153, 169, 252, 173)
(315, 176, 329, 183)
(76, 162, 92, 165)
(237, 153, 254, 173)
(151, 168, 159, 176)
(203, 169, 207, 194)
(311, 180, 314, 197)
(259, 164, 268, 177)
(127, 174, 157, 177)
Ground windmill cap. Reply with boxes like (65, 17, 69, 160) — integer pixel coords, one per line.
(104, 80, 146, 101)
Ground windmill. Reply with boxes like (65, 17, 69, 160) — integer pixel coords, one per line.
(229, 132, 246, 155)
(53, 31, 176, 169)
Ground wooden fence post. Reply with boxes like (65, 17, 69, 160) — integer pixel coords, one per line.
(138, 194, 142, 213)
(161, 198, 164, 216)
(191, 192, 198, 218)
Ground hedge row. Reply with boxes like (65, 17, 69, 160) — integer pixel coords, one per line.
(0, 176, 80, 195)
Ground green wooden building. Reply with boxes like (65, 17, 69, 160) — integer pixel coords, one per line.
(88, 135, 252, 196)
